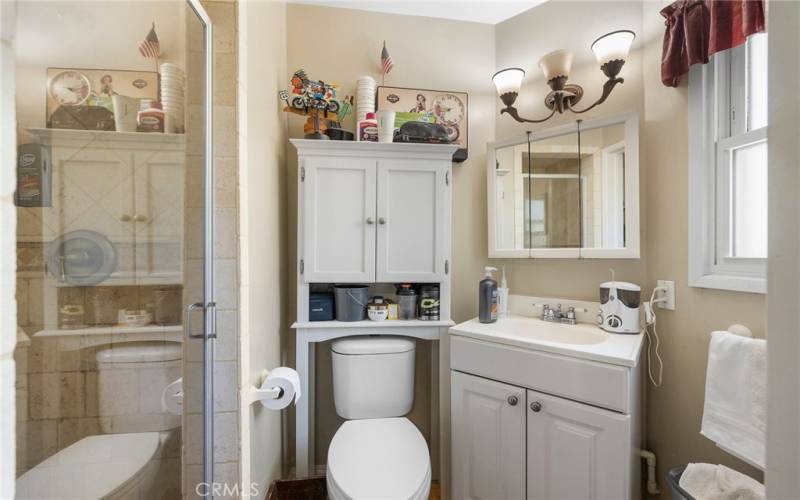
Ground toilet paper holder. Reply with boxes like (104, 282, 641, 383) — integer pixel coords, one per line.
(249, 369, 293, 406)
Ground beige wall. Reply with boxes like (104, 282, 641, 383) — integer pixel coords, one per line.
(238, 0, 288, 496)
(286, 3, 496, 474)
(640, 2, 764, 493)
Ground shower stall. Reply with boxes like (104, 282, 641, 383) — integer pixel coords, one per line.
(11, 1, 218, 497)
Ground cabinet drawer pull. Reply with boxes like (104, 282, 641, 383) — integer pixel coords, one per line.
(507, 395, 519, 406)
(133, 214, 148, 222)
(530, 401, 542, 413)
(366, 217, 375, 225)
(120, 214, 132, 222)
(378, 217, 387, 225)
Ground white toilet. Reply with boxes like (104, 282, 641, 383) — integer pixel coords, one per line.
(326, 336, 431, 500)
(16, 341, 183, 500)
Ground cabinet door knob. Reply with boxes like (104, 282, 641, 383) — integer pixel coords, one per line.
(378, 217, 387, 225)
(133, 214, 148, 222)
(120, 214, 132, 222)
(507, 395, 519, 406)
(366, 217, 375, 225)
(530, 401, 542, 412)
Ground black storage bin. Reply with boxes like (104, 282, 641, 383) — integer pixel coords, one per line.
(666, 466, 696, 500)
(309, 292, 334, 321)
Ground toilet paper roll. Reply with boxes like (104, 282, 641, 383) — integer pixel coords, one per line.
(257, 367, 301, 410)
(161, 377, 183, 415)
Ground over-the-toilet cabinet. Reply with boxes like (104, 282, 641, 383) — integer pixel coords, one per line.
(451, 370, 633, 500)
(293, 139, 456, 283)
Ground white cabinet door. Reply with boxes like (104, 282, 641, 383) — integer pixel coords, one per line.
(451, 371, 526, 500)
(376, 159, 448, 282)
(133, 149, 185, 284)
(303, 156, 376, 283)
(527, 389, 631, 500)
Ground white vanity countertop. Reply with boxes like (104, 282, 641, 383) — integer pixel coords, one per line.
(450, 315, 644, 367)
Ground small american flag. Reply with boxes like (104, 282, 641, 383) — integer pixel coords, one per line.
(381, 41, 394, 76)
(139, 22, 160, 59)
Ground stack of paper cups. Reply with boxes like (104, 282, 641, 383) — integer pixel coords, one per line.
(356, 76, 376, 123)
(160, 63, 185, 133)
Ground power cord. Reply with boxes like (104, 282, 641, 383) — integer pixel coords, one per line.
(642, 287, 667, 387)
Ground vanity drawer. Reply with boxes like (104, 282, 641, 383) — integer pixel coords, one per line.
(450, 335, 632, 414)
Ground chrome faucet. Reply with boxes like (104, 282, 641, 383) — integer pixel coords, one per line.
(541, 304, 577, 325)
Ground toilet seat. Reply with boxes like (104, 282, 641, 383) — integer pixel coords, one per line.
(327, 417, 431, 500)
(16, 432, 160, 500)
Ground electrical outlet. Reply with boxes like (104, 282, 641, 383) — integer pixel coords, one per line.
(656, 280, 676, 310)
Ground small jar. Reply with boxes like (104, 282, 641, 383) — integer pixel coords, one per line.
(59, 304, 85, 330)
(367, 296, 388, 322)
(137, 100, 165, 133)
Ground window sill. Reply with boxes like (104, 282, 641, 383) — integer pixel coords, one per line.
(690, 273, 766, 294)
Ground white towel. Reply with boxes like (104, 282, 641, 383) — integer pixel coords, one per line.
(679, 463, 765, 500)
(701, 331, 766, 469)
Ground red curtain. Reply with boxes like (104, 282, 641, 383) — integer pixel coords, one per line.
(661, 0, 766, 87)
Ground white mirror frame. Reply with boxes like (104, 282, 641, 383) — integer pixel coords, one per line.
(487, 111, 640, 259)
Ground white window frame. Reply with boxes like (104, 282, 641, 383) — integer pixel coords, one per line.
(689, 42, 767, 294)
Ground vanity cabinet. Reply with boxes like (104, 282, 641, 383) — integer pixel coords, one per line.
(451, 371, 526, 500)
(451, 370, 632, 500)
(296, 140, 452, 283)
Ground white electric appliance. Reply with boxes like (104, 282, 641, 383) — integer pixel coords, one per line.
(599, 281, 641, 334)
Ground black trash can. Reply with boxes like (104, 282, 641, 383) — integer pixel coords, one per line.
(666, 466, 697, 500)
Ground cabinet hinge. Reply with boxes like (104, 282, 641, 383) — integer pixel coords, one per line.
(300, 166, 306, 182)
(445, 260, 450, 274)
(445, 171, 450, 186)
(299, 259, 304, 274)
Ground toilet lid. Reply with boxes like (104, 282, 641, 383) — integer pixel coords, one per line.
(327, 418, 430, 500)
(16, 432, 159, 500)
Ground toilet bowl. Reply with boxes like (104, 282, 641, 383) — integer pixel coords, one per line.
(15, 432, 162, 500)
(327, 418, 431, 500)
(326, 336, 431, 500)
(16, 341, 183, 500)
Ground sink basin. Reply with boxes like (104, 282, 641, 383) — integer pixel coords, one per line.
(450, 311, 644, 367)
(493, 316, 609, 345)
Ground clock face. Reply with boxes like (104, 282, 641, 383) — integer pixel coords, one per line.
(433, 94, 465, 126)
(49, 70, 91, 106)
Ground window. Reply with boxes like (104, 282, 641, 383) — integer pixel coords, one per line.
(689, 33, 768, 293)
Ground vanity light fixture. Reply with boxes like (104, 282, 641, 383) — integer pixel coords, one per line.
(493, 30, 635, 123)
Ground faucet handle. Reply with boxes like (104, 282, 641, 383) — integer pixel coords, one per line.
(566, 307, 576, 320)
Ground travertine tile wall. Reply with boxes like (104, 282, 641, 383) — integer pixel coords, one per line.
(183, 1, 240, 497)
(1, 2, 18, 495)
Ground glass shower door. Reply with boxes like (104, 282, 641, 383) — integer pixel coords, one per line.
(11, 0, 217, 498)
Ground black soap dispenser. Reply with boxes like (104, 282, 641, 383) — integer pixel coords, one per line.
(479, 266, 499, 323)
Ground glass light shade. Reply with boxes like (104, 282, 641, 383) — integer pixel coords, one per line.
(492, 67, 525, 96)
(591, 30, 635, 65)
(538, 50, 573, 81)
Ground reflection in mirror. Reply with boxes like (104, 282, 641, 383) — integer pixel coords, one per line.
(579, 123, 626, 249)
(494, 143, 528, 251)
(529, 132, 580, 248)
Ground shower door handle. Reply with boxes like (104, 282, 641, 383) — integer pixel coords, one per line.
(186, 302, 206, 339)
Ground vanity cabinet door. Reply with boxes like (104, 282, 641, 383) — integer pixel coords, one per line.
(527, 389, 630, 500)
(376, 159, 448, 283)
(302, 156, 377, 283)
(451, 371, 526, 500)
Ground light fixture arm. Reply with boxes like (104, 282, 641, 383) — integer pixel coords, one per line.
(499, 105, 557, 124)
(565, 76, 624, 114)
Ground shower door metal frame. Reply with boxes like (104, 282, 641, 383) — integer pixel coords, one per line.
(186, 0, 216, 496)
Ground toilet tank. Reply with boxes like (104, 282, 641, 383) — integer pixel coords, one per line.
(94, 341, 182, 433)
(331, 336, 416, 419)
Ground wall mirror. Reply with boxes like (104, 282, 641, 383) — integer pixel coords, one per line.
(488, 112, 639, 258)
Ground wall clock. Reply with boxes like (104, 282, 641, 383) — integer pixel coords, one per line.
(48, 70, 91, 106)
(377, 86, 469, 162)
